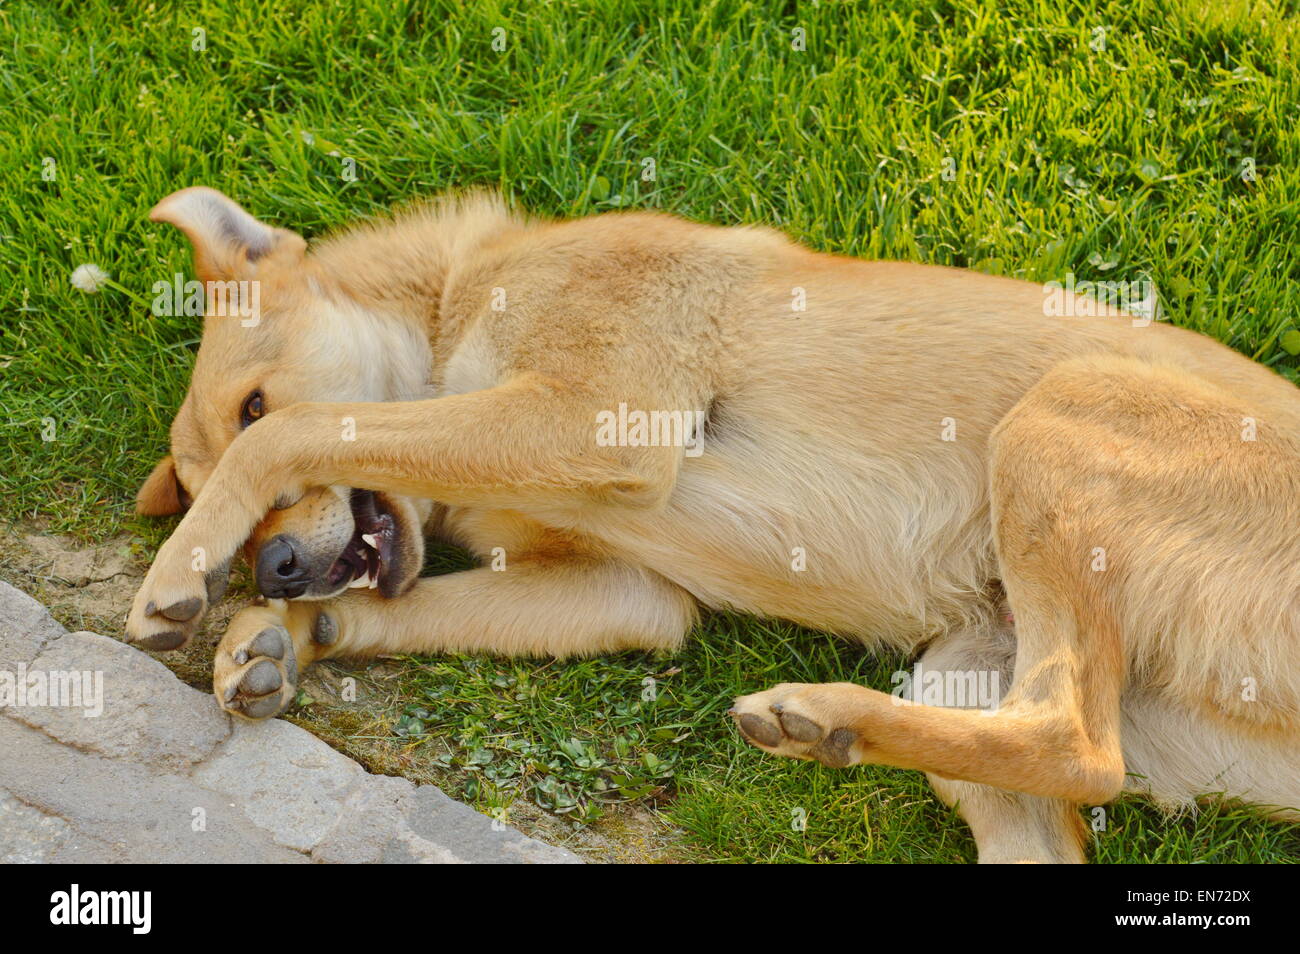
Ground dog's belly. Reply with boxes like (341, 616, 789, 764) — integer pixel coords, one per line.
(552, 436, 1001, 653)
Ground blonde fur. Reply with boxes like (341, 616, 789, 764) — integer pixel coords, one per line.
(130, 188, 1300, 862)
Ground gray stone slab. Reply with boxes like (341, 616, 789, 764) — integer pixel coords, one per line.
(192, 718, 364, 853)
(313, 773, 416, 864)
(6, 630, 229, 769)
(0, 718, 306, 864)
(0, 581, 581, 864)
(387, 785, 583, 864)
(0, 581, 66, 672)
(0, 790, 73, 863)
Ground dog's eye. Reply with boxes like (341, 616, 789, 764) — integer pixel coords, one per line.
(240, 390, 265, 429)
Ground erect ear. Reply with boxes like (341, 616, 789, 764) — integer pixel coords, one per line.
(136, 455, 183, 516)
(149, 187, 305, 283)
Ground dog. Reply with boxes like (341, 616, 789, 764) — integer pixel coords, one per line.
(128, 186, 1300, 863)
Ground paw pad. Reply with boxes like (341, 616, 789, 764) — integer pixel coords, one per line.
(248, 626, 287, 659)
(135, 630, 188, 652)
(217, 623, 298, 721)
(239, 658, 282, 696)
(731, 687, 862, 769)
(311, 612, 338, 646)
(774, 709, 824, 743)
(158, 597, 203, 622)
(738, 713, 783, 747)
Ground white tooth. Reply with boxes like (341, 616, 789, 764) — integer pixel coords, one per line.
(361, 533, 379, 549)
(368, 572, 379, 589)
(347, 574, 370, 588)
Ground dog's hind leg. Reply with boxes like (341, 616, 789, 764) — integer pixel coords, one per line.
(729, 530, 1129, 803)
(928, 776, 1088, 864)
(916, 615, 1098, 864)
(733, 354, 1300, 811)
(213, 558, 697, 719)
(913, 618, 1089, 863)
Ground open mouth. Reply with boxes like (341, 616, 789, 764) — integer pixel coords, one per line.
(326, 489, 396, 590)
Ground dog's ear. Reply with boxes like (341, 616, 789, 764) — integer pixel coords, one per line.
(136, 455, 183, 516)
(149, 187, 305, 283)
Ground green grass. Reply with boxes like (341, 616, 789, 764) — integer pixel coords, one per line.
(2, 0, 1298, 862)
(379, 582, 1300, 863)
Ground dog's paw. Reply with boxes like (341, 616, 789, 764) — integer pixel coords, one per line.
(730, 683, 865, 768)
(213, 605, 304, 720)
(125, 555, 228, 651)
(212, 599, 348, 721)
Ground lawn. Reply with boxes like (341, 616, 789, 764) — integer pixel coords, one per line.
(1, 0, 1298, 862)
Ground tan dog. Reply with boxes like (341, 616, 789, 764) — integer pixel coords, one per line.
(130, 187, 1300, 863)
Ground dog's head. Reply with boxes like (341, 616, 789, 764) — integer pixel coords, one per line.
(136, 187, 430, 601)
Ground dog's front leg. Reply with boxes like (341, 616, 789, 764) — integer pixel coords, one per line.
(212, 559, 698, 720)
(125, 375, 670, 649)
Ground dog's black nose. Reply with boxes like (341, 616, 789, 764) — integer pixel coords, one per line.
(256, 535, 310, 599)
